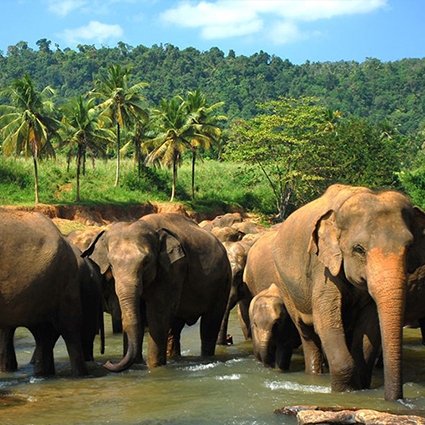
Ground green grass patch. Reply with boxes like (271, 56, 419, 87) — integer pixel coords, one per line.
(0, 155, 276, 217)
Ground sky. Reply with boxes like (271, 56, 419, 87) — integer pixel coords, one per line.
(0, 0, 424, 65)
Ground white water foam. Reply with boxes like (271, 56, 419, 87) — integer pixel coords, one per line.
(265, 380, 331, 393)
(216, 374, 241, 380)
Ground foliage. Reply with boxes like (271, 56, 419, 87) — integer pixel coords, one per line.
(225, 97, 339, 219)
(0, 74, 60, 203)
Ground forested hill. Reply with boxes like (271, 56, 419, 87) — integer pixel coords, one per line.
(1, 40, 425, 134)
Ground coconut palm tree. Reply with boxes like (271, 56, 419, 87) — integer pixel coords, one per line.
(0, 74, 59, 203)
(184, 89, 227, 199)
(92, 64, 148, 187)
(59, 95, 115, 201)
(143, 96, 192, 202)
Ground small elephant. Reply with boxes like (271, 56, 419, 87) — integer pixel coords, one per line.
(239, 228, 281, 340)
(249, 284, 301, 371)
(0, 209, 91, 376)
(83, 213, 231, 372)
(67, 228, 122, 334)
(217, 238, 258, 345)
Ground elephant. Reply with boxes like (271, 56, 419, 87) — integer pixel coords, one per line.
(67, 228, 122, 334)
(0, 242, 104, 375)
(211, 226, 244, 242)
(269, 184, 425, 401)
(212, 212, 243, 228)
(0, 209, 91, 376)
(217, 238, 258, 345)
(239, 228, 281, 340)
(82, 212, 232, 372)
(249, 283, 301, 371)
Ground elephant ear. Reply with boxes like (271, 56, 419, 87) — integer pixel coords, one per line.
(308, 210, 342, 276)
(407, 206, 425, 272)
(81, 230, 110, 274)
(157, 228, 186, 271)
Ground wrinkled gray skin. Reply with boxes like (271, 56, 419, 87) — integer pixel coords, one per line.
(0, 243, 104, 374)
(83, 213, 231, 372)
(0, 209, 89, 376)
(249, 284, 301, 371)
(68, 228, 122, 334)
(271, 184, 425, 401)
(217, 238, 258, 345)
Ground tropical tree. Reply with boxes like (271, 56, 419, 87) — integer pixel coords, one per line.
(184, 88, 227, 199)
(93, 64, 148, 187)
(59, 95, 115, 201)
(0, 74, 59, 203)
(143, 96, 192, 201)
(225, 97, 338, 220)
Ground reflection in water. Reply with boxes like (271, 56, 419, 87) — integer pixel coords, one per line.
(1, 311, 425, 425)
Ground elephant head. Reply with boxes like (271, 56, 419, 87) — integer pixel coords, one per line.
(249, 283, 300, 370)
(308, 189, 425, 400)
(82, 220, 186, 372)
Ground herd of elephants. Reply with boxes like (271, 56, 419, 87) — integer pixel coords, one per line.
(3, 183, 425, 403)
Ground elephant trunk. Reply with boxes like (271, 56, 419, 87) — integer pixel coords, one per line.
(103, 287, 141, 373)
(368, 253, 406, 401)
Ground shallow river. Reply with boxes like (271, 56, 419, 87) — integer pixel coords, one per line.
(2, 310, 425, 425)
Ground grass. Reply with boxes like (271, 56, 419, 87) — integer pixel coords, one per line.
(0, 155, 277, 218)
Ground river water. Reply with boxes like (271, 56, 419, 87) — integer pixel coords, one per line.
(2, 310, 425, 425)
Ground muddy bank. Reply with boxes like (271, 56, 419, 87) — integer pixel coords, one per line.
(1, 202, 233, 227)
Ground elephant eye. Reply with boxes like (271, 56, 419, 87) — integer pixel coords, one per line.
(353, 244, 366, 256)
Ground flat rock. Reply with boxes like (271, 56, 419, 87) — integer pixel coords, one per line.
(275, 406, 425, 424)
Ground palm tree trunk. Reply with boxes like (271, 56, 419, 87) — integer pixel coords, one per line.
(114, 123, 121, 187)
(33, 155, 39, 204)
(171, 151, 177, 202)
(31, 141, 40, 204)
(191, 150, 196, 200)
(76, 144, 83, 202)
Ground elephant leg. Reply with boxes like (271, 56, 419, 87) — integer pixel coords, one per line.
(237, 299, 252, 340)
(299, 329, 325, 374)
(145, 299, 174, 369)
(419, 317, 425, 345)
(200, 297, 228, 356)
(217, 292, 237, 346)
(350, 300, 381, 390)
(0, 328, 18, 372)
(30, 323, 58, 376)
(167, 317, 186, 358)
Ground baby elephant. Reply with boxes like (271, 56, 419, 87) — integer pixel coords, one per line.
(249, 284, 300, 371)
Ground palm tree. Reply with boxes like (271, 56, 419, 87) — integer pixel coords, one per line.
(184, 89, 227, 199)
(59, 96, 115, 201)
(143, 96, 192, 202)
(0, 74, 59, 203)
(92, 64, 148, 187)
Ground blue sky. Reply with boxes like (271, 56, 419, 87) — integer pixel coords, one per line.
(1, 0, 424, 65)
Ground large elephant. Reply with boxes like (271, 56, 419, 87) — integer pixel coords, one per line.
(0, 209, 90, 376)
(0, 242, 104, 375)
(82, 212, 232, 372)
(249, 283, 300, 371)
(270, 184, 425, 401)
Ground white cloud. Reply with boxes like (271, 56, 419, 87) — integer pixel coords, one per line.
(47, 0, 87, 16)
(59, 21, 124, 45)
(160, 0, 388, 44)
